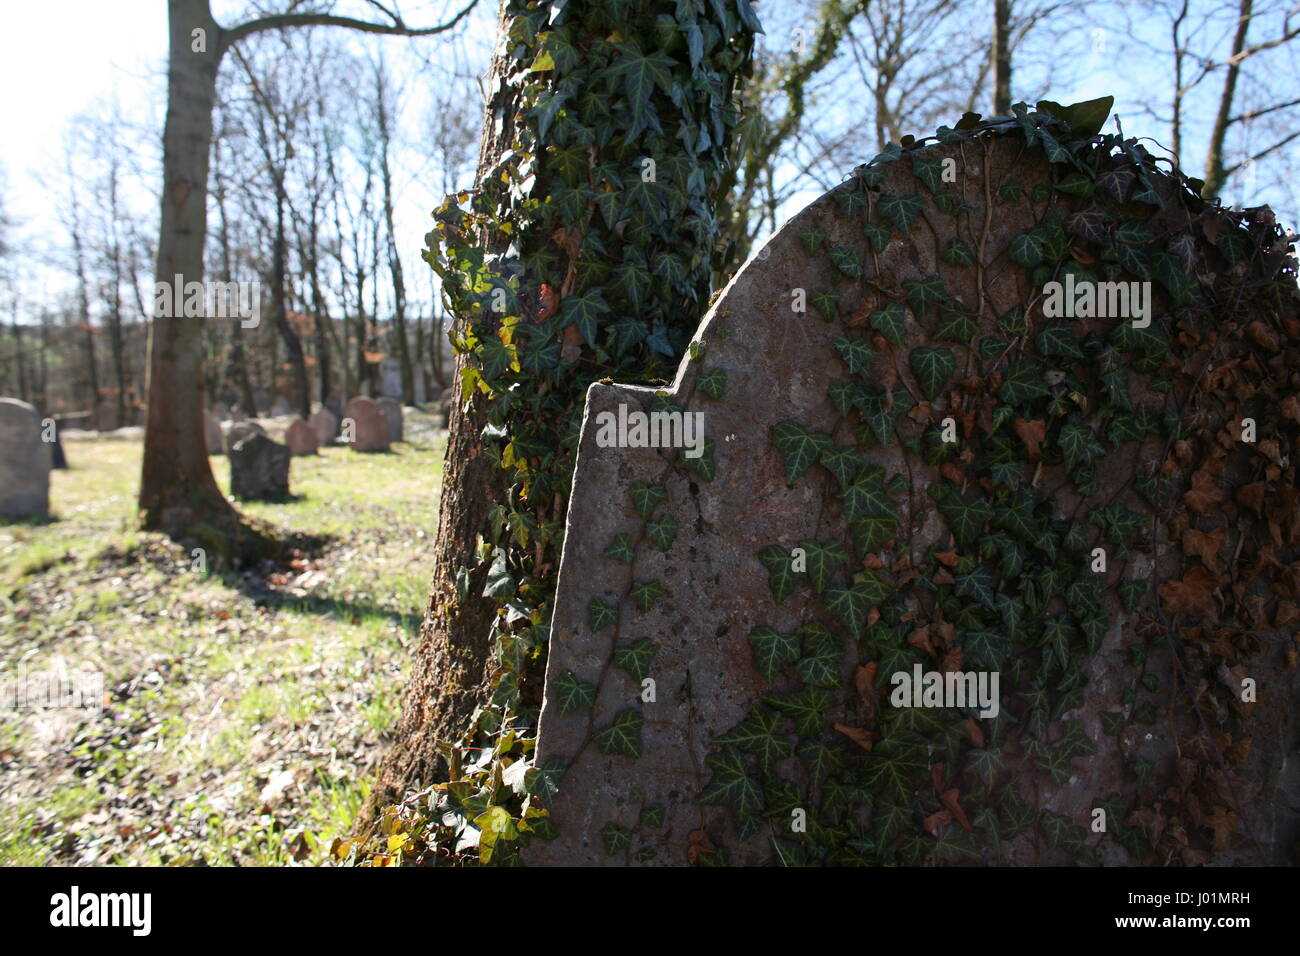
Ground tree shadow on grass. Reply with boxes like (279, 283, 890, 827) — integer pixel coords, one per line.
(216, 528, 419, 630)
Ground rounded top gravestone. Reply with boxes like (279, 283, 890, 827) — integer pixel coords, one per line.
(309, 407, 339, 446)
(343, 396, 389, 452)
(285, 418, 318, 457)
(0, 398, 51, 519)
(375, 396, 403, 444)
(525, 110, 1300, 867)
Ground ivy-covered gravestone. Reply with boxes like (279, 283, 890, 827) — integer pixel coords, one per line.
(526, 102, 1300, 867)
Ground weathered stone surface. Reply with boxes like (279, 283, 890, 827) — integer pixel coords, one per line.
(270, 396, 291, 417)
(0, 398, 51, 519)
(343, 396, 389, 452)
(527, 134, 1299, 866)
(376, 396, 403, 443)
(211, 401, 229, 421)
(204, 411, 224, 455)
(229, 433, 290, 500)
(285, 418, 318, 456)
(222, 420, 266, 454)
(310, 407, 339, 446)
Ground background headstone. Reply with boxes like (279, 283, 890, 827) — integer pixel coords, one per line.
(285, 418, 318, 457)
(343, 396, 389, 452)
(0, 398, 51, 519)
(376, 396, 403, 443)
(309, 407, 339, 446)
(222, 420, 266, 454)
(380, 357, 402, 398)
(229, 433, 290, 500)
(270, 396, 291, 417)
(211, 401, 229, 421)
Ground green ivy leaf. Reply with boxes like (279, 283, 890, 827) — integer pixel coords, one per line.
(800, 226, 826, 255)
(878, 193, 923, 232)
(714, 706, 793, 774)
(810, 288, 841, 322)
(614, 638, 658, 683)
(603, 533, 635, 564)
(935, 307, 978, 343)
(698, 746, 764, 817)
(824, 575, 892, 639)
(555, 670, 598, 716)
(903, 274, 947, 306)
(646, 514, 679, 552)
(697, 368, 727, 400)
(818, 444, 866, 489)
(630, 579, 665, 612)
(1008, 230, 1046, 267)
(841, 472, 896, 522)
(594, 708, 645, 758)
(759, 546, 803, 605)
(771, 420, 834, 485)
(929, 483, 994, 547)
(797, 622, 844, 687)
(800, 539, 849, 593)
(998, 359, 1050, 406)
(942, 237, 976, 267)
(746, 625, 800, 682)
(600, 822, 632, 856)
(909, 346, 956, 401)
(832, 334, 875, 375)
(1036, 320, 1085, 362)
(588, 597, 619, 633)
(863, 220, 891, 252)
(869, 301, 909, 346)
(680, 438, 715, 482)
(830, 246, 863, 278)
(762, 685, 834, 738)
(628, 480, 667, 518)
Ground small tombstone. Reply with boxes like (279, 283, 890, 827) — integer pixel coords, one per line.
(203, 411, 223, 455)
(325, 393, 344, 420)
(222, 420, 266, 454)
(309, 407, 339, 446)
(93, 400, 119, 432)
(342, 396, 389, 452)
(285, 418, 318, 457)
(253, 389, 272, 415)
(0, 399, 51, 518)
(230, 406, 248, 423)
(413, 375, 427, 405)
(380, 357, 403, 398)
(229, 433, 290, 500)
(211, 401, 229, 421)
(376, 396, 403, 443)
(270, 396, 291, 417)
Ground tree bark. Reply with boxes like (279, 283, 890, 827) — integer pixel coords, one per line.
(992, 0, 1012, 114)
(1202, 0, 1253, 198)
(363, 38, 516, 813)
(138, 0, 246, 542)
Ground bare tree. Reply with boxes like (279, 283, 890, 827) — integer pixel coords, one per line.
(140, 0, 478, 547)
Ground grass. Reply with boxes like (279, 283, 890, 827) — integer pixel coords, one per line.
(0, 413, 444, 866)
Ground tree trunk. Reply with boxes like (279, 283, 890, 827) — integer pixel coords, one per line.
(362, 0, 757, 829)
(362, 16, 532, 815)
(1201, 0, 1253, 198)
(272, 189, 311, 417)
(139, 0, 250, 548)
(992, 0, 1012, 114)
